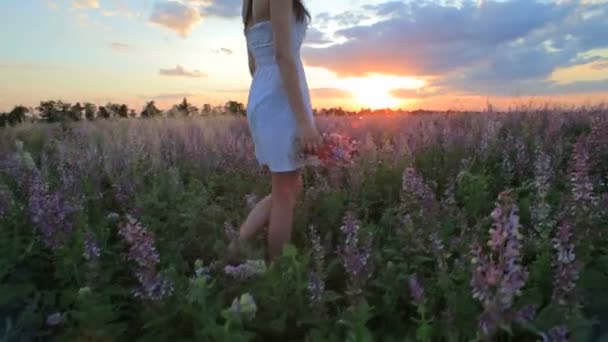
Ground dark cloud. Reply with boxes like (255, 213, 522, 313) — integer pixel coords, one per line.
(159, 65, 206, 78)
(304, 0, 608, 96)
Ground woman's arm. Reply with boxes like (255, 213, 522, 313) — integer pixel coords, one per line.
(269, 0, 310, 126)
(248, 48, 256, 77)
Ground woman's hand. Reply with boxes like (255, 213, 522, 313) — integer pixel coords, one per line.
(297, 120, 323, 155)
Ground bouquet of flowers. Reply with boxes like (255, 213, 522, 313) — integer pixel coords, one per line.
(301, 133, 358, 167)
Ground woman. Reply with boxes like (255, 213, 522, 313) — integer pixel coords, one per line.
(228, 0, 322, 262)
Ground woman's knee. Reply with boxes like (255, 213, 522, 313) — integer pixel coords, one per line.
(272, 171, 301, 203)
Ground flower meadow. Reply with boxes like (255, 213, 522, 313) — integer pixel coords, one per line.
(0, 107, 607, 341)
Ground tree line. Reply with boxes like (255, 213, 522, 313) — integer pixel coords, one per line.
(0, 98, 249, 128)
(1, 98, 411, 128)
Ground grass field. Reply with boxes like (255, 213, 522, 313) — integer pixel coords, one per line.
(1, 107, 607, 341)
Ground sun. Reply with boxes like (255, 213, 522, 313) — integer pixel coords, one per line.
(336, 74, 425, 109)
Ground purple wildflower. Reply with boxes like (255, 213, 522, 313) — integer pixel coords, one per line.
(552, 221, 581, 307)
(541, 325, 569, 342)
(119, 216, 160, 269)
(337, 211, 373, 304)
(470, 191, 529, 337)
(514, 304, 537, 325)
(224, 259, 266, 280)
(401, 167, 436, 212)
(408, 274, 425, 306)
(194, 259, 211, 281)
(5, 145, 79, 250)
(27, 172, 79, 250)
(118, 215, 173, 301)
(532, 147, 554, 236)
(570, 137, 597, 210)
(308, 272, 325, 307)
(83, 231, 101, 262)
(307, 225, 326, 310)
(46, 312, 65, 326)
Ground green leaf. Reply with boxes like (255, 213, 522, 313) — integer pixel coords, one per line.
(535, 303, 563, 330)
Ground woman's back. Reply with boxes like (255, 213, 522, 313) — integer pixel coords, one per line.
(245, 18, 308, 69)
(243, 0, 314, 172)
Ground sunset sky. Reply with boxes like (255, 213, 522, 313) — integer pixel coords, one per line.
(1, 0, 607, 112)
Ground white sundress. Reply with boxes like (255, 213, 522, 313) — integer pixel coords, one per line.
(245, 17, 314, 173)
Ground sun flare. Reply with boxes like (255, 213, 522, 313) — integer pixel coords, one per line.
(335, 74, 425, 109)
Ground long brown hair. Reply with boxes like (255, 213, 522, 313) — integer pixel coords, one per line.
(244, 0, 310, 28)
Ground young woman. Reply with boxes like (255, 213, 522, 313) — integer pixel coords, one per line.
(228, 0, 322, 262)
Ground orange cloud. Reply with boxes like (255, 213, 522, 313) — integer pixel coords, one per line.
(591, 61, 608, 70)
(310, 88, 352, 99)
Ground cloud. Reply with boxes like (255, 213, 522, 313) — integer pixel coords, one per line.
(110, 42, 133, 51)
(211, 47, 233, 55)
(159, 65, 206, 78)
(149, 1, 202, 37)
(591, 60, 608, 70)
(179, 0, 241, 17)
(304, 0, 608, 96)
(72, 0, 99, 9)
(390, 86, 446, 99)
(390, 89, 426, 99)
(315, 11, 371, 29)
(198, 0, 240, 17)
(305, 27, 332, 45)
(310, 88, 352, 99)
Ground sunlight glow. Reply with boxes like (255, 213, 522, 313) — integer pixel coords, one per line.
(334, 74, 425, 109)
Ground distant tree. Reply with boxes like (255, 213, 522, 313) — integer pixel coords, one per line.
(105, 103, 119, 119)
(141, 101, 161, 118)
(225, 100, 245, 115)
(202, 104, 212, 115)
(129, 109, 137, 118)
(97, 106, 111, 119)
(7, 105, 29, 125)
(118, 104, 129, 118)
(84, 103, 97, 120)
(173, 98, 198, 116)
(69, 102, 84, 121)
(0, 113, 6, 128)
(38, 100, 71, 123)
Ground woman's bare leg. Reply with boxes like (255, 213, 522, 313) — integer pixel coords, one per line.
(267, 170, 302, 261)
(239, 194, 272, 242)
